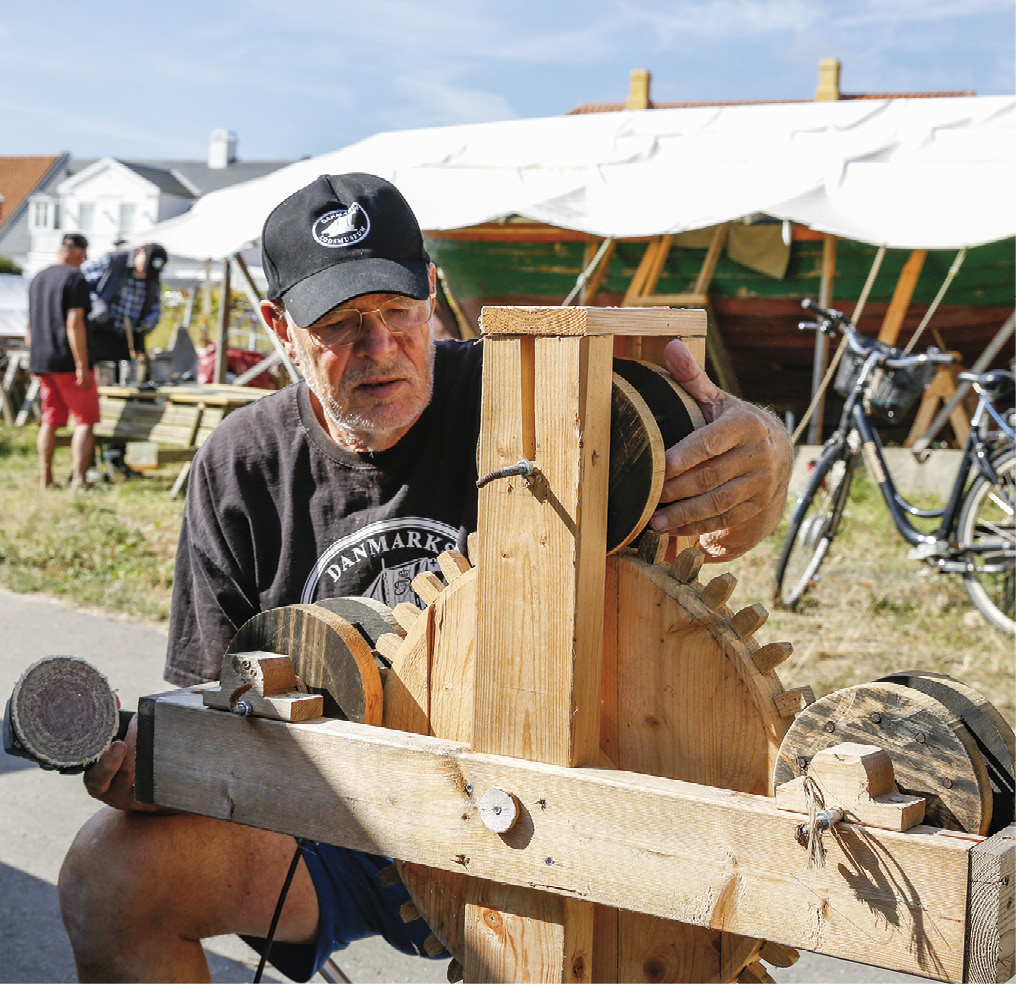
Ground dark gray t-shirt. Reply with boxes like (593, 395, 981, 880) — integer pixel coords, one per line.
(165, 338, 483, 686)
(27, 264, 92, 373)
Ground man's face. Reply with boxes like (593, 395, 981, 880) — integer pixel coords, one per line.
(266, 268, 437, 452)
(133, 248, 146, 277)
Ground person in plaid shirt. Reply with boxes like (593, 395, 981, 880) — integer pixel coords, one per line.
(82, 243, 167, 365)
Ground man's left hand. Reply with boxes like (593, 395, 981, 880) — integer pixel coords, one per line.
(650, 339, 793, 561)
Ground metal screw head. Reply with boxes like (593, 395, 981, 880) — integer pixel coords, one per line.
(235, 700, 252, 717)
(869, 712, 882, 724)
(464, 784, 473, 796)
(916, 732, 927, 744)
(824, 721, 836, 733)
(943, 778, 954, 789)
(797, 756, 808, 770)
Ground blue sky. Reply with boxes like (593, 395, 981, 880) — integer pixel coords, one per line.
(3, 0, 1013, 161)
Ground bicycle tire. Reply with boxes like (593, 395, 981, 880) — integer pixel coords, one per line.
(774, 442, 855, 610)
(956, 448, 1015, 635)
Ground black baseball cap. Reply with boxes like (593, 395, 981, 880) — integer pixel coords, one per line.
(62, 233, 88, 250)
(261, 173, 431, 327)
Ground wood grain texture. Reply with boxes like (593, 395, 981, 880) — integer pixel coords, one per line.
(965, 824, 1015, 984)
(479, 306, 707, 338)
(773, 683, 993, 834)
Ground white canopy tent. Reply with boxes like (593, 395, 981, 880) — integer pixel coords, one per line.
(146, 95, 1015, 261)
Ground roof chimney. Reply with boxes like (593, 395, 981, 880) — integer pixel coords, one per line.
(815, 58, 841, 101)
(208, 129, 238, 169)
(626, 69, 652, 110)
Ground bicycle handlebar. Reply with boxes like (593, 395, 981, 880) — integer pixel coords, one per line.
(797, 298, 955, 369)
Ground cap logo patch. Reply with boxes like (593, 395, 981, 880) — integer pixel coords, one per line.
(312, 202, 370, 248)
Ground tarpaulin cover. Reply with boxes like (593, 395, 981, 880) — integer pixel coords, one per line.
(143, 96, 1016, 260)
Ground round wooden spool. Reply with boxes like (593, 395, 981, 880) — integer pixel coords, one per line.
(773, 681, 996, 834)
(8, 656, 119, 770)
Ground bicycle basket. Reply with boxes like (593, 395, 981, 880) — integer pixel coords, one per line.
(832, 349, 865, 398)
(865, 359, 936, 421)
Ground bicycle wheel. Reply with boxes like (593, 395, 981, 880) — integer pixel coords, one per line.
(774, 442, 855, 610)
(956, 448, 1015, 635)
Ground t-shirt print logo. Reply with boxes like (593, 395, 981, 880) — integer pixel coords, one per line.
(312, 202, 370, 248)
(300, 517, 458, 606)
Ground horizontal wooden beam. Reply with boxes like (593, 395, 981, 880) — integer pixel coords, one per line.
(139, 690, 1012, 982)
(479, 306, 707, 337)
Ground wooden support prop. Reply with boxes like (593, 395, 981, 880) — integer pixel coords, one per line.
(202, 652, 322, 723)
(878, 249, 926, 346)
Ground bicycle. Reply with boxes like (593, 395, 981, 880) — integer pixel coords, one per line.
(774, 298, 1016, 635)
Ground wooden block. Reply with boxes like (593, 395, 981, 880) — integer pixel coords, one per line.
(393, 602, 423, 632)
(752, 642, 794, 676)
(700, 572, 737, 609)
(478, 305, 707, 338)
(966, 824, 1015, 984)
(730, 604, 768, 639)
(758, 941, 799, 968)
(670, 547, 704, 583)
(775, 743, 927, 831)
(202, 651, 323, 723)
(375, 633, 405, 663)
(437, 549, 473, 582)
(774, 686, 815, 718)
(411, 571, 444, 606)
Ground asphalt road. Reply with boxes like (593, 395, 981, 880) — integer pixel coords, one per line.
(0, 587, 928, 984)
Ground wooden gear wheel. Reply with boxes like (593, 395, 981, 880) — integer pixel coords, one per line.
(337, 542, 805, 984)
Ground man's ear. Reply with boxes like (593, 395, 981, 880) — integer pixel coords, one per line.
(428, 263, 437, 294)
(260, 301, 298, 360)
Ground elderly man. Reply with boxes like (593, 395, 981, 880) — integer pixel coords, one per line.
(58, 173, 792, 982)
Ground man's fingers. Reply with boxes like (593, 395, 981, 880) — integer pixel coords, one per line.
(83, 740, 127, 798)
(663, 339, 724, 412)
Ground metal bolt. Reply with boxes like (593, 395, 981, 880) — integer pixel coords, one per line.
(545, 857, 554, 866)
(464, 784, 473, 796)
(235, 700, 252, 717)
(476, 459, 536, 489)
(824, 721, 836, 733)
(869, 712, 882, 724)
(797, 756, 808, 770)
(943, 778, 954, 789)
(916, 733, 927, 744)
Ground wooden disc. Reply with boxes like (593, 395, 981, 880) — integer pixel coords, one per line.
(773, 682, 993, 834)
(878, 670, 1015, 834)
(611, 358, 705, 449)
(314, 596, 403, 660)
(9, 656, 119, 769)
(227, 604, 382, 724)
(607, 374, 665, 553)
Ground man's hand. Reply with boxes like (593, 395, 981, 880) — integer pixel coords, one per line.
(650, 339, 793, 561)
(83, 713, 170, 814)
(75, 365, 93, 390)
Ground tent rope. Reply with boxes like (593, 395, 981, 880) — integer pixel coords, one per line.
(562, 237, 614, 306)
(902, 247, 967, 353)
(791, 245, 886, 445)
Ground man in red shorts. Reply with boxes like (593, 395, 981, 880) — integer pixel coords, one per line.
(25, 233, 98, 488)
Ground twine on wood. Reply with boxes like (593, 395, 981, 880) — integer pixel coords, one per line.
(796, 776, 844, 868)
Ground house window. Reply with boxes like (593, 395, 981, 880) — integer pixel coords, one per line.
(78, 203, 95, 232)
(31, 199, 52, 229)
(118, 203, 136, 235)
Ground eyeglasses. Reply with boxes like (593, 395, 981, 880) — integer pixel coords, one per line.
(305, 294, 435, 349)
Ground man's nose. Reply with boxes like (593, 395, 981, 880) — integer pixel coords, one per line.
(354, 311, 400, 355)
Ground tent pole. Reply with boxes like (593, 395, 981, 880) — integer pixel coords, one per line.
(807, 234, 837, 444)
(212, 258, 231, 384)
(231, 252, 300, 383)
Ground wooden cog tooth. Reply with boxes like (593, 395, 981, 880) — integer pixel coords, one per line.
(466, 531, 480, 567)
(399, 898, 421, 923)
(774, 685, 816, 718)
(423, 932, 447, 957)
(447, 958, 464, 983)
(670, 546, 704, 583)
(377, 863, 401, 887)
(759, 941, 800, 968)
(437, 549, 473, 582)
(412, 571, 445, 606)
(392, 602, 423, 633)
(730, 603, 768, 638)
(374, 633, 405, 662)
(700, 572, 737, 608)
(634, 528, 670, 565)
(752, 641, 794, 675)
(737, 961, 775, 984)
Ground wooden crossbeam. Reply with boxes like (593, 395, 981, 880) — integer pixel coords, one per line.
(137, 689, 1012, 983)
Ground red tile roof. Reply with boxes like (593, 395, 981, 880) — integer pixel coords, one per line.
(0, 156, 64, 231)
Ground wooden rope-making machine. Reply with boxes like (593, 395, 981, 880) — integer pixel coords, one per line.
(6, 308, 1014, 983)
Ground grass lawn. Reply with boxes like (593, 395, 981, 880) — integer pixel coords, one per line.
(1, 420, 1012, 726)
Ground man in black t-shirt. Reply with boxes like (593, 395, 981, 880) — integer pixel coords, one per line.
(25, 233, 97, 489)
(60, 174, 793, 982)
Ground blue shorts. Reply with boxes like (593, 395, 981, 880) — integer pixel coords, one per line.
(242, 841, 442, 982)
